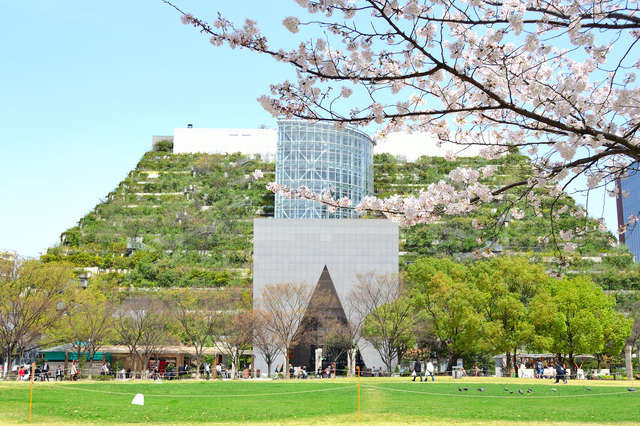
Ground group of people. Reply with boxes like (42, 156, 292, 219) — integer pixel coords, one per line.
(318, 364, 334, 378)
(371, 367, 385, 377)
(16, 360, 69, 381)
(532, 360, 569, 383)
(277, 364, 310, 379)
(525, 360, 570, 383)
(99, 361, 115, 376)
(412, 359, 435, 382)
(289, 365, 308, 378)
(149, 362, 230, 380)
(201, 362, 228, 379)
(215, 363, 228, 378)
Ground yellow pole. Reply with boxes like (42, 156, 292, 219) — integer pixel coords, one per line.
(30, 363, 35, 423)
(356, 366, 360, 422)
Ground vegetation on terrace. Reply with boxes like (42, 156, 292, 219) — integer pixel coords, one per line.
(41, 147, 637, 290)
(43, 149, 275, 289)
(372, 153, 636, 283)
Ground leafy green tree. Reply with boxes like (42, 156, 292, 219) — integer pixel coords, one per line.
(407, 258, 488, 372)
(621, 294, 640, 377)
(470, 257, 552, 376)
(361, 297, 415, 375)
(529, 276, 632, 374)
(351, 272, 415, 375)
(168, 288, 226, 379)
(48, 289, 115, 378)
(0, 258, 74, 374)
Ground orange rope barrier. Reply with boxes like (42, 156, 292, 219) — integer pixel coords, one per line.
(29, 363, 35, 423)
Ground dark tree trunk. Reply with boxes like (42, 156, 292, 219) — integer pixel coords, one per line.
(446, 352, 460, 374)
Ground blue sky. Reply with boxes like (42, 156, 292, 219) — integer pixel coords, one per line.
(1, 0, 618, 257)
(1, 0, 295, 257)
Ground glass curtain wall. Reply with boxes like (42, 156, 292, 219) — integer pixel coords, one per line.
(275, 120, 375, 219)
(620, 162, 640, 261)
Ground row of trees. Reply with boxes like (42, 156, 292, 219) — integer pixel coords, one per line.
(271, 257, 636, 377)
(406, 257, 633, 374)
(0, 254, 399, 379)
(1, 255, 636, 379)
(257, 257, 637, 377)
(0, 257, 254, 378)
(0, 259, 75, 375)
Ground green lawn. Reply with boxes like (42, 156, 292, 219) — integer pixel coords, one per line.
(0, 377, 639, 425)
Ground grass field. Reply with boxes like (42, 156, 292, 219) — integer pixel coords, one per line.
(0, 376, 639, 425)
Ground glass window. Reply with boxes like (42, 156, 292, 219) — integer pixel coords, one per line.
(276, 119, 373, 219)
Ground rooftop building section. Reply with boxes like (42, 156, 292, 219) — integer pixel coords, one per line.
(276, 120, 374, 219)
(0, 251, 16, 263)
(172, 127, 277, 159)
(375, 131, 482, 162)
(0, 251, 16, 277)
(152, 135, 174, 146)
(160, 125, 481, 163)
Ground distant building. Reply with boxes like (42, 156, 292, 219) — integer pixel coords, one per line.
(0, 251, 16, 279)
(159, 121, 471, 372)
(617, 163, 640, 262)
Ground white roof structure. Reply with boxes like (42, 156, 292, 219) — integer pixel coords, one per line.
(172, 127, 277, 158)
(374, 131, 481, 162)
(168, 126, 481, 162)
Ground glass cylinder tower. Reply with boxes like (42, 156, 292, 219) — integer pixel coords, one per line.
(275, 120, 375, 219)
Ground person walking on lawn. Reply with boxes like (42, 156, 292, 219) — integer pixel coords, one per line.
(425, 359, 435, 382)
(555, 361, 567, 384)
(42, 360, 51, 381)
(412, 359, 423, 382)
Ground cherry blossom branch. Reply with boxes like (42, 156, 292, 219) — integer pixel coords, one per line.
(172, 0, 640, 269)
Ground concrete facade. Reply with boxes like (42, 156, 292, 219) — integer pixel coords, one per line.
(253, 218, 399, 372)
